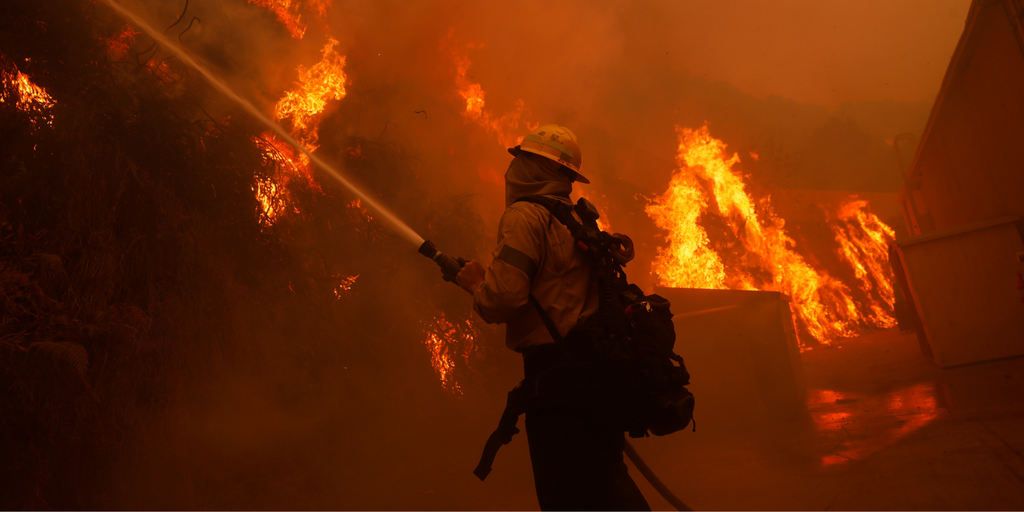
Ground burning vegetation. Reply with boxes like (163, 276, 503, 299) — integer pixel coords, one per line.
(0, 0, 924, 507)
(252, 36, 346, 227)
(1, 64, 55, 127)
(422, 313, 480, 395)
(0, 1, 499, 508)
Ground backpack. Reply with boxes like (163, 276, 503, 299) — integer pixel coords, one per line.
(473, 195, 694, 481)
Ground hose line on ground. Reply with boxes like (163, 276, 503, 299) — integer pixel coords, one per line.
(624, 439, 694, 511)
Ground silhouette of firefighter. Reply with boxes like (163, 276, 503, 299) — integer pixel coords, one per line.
(456, 124, 695, 510)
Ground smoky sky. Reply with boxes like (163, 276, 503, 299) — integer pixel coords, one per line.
(117, 0, 971, 275)
(70, 2, 977, 508)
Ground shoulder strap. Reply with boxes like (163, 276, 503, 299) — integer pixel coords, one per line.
(529, 294, 563, 344)
(514, 195, 588, 241)
(513, 196, 574, 344)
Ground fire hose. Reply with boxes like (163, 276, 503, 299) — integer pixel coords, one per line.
(419, 240, 696, 510)
(625, 439, 694, 511)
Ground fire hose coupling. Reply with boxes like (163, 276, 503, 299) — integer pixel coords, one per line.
(609, 233, 635, 265)
(419, 240, 467, 284)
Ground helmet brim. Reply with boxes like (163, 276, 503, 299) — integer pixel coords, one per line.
(508, 146, 590, 184)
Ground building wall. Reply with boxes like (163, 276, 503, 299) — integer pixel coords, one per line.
(901, 0, 1024, 235)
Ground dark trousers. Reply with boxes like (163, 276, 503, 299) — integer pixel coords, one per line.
(523, 344, 650, 511)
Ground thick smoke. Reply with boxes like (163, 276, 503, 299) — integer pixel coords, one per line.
(2, 0, 969, 509)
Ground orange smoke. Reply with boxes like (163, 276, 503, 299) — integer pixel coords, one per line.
(648, 125, 897, 346)
(446, 31, 535, 148)
(423, 313, 479, 395)
(306, 0, 332, 18)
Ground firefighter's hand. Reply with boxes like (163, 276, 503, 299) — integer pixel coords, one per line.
(456, 259, 486, 295)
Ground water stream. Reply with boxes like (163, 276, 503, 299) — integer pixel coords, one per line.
(101, 0, 425, 247)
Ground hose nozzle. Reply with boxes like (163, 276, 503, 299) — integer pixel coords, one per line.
(419, 240, 467, 284)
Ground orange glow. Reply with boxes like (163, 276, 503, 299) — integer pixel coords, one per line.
(307, 0, 332, 17)
(647, 125, 898, 346)
(423, 313, 478, 395)
(832, 198, 898, 329)
(145, 59, 181, 82)
(105, 25, 138, 60)
(248, 0, 306, 39)
(274, 37, 347, 153)
(809, 383, 943, 466)
(446, 31, 533, 148)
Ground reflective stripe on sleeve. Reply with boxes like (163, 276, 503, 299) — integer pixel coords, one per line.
(496, 244, 538, 282)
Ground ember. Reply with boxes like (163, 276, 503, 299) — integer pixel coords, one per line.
(333, 274, 359, 298)
(422, 313, 479, 395)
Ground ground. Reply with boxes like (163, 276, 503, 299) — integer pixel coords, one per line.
(626, 329, 1024, 510)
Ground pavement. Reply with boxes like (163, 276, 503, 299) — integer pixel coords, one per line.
(626, 328, 1024, 510)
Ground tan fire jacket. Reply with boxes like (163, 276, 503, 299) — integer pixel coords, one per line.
(472, 152, 599, 351)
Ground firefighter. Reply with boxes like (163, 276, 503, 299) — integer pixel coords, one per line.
(456, 124, 651, 511)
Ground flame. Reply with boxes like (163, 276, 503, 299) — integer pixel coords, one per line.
(261, 132, 319, 191)
(252, 133, 317, 227)
(446, 31, 534, 148)
(274, 36, 347, 154)
(252, 37, 347, 227)
(2, 69, 55, 109)
(646, 169, 727, 289)
(1, 66, 55, 126)
(423, 313, 479, 395)
(248, 0, 306, 39)
(254, 176, 285, 227)
(831, 198, 898, 328)
(105, 25, 138, 60)
(647, 125, 898, 346)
